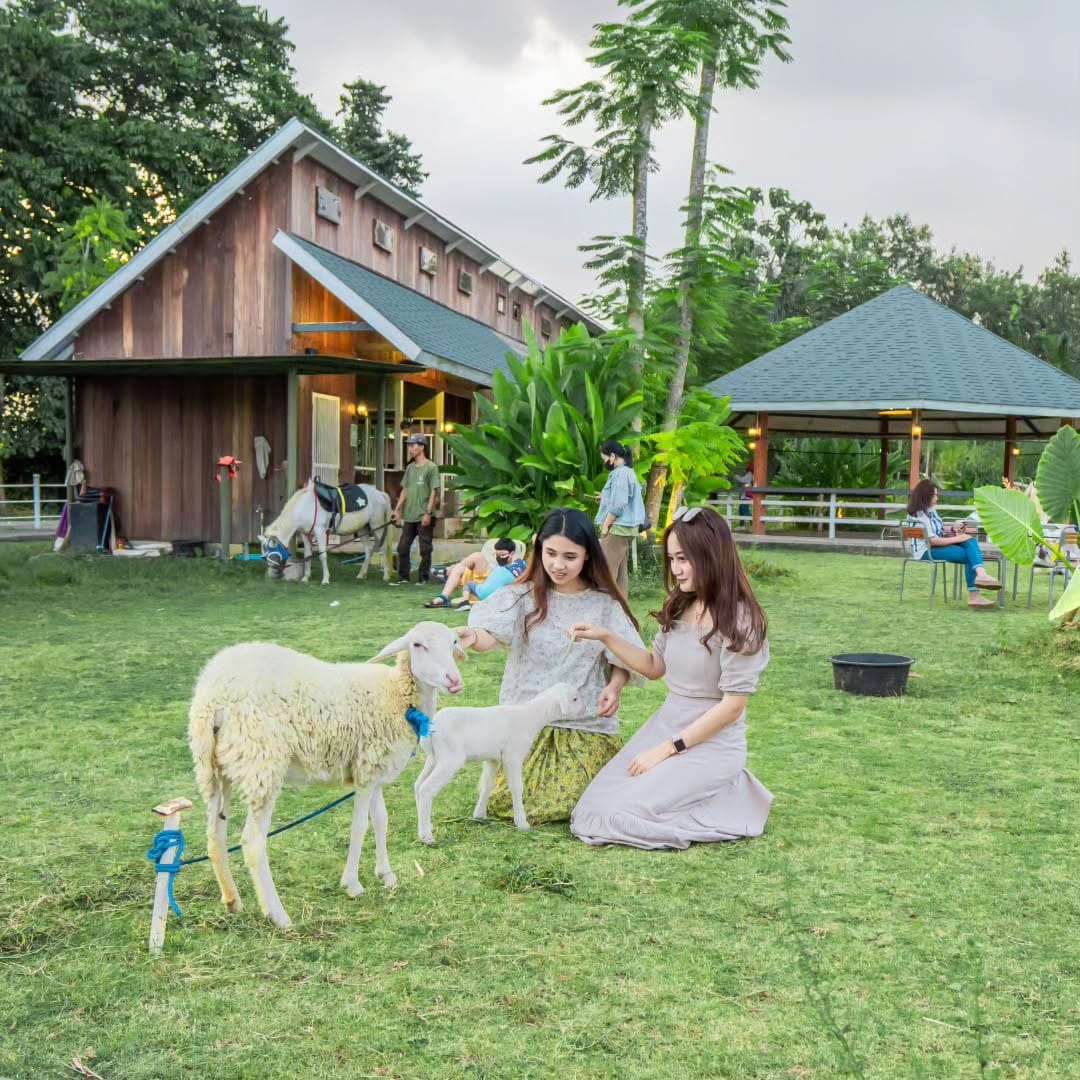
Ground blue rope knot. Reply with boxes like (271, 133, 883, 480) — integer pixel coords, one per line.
(146, 829, 186, 919)
(405, 706, 432, 738)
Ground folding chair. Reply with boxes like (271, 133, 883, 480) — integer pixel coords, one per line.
(899, 526, 954, 605)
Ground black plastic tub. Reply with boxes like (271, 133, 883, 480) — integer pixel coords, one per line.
(830, 653, 915, 697)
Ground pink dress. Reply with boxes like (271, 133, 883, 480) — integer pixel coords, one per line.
(570, 620, 772, 849)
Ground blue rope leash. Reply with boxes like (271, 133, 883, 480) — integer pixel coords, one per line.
(146, 829, 186, 918)
(177, 791, 358, 867)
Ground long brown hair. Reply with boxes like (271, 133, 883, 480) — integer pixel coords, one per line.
(516, 508, 639, 637)
(907, 478, 937, 516)
(652, 507, 766, 654)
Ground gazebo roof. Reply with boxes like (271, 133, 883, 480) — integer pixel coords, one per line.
(707, 285, 1080, 438)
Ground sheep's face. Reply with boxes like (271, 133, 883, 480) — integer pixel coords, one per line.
(548, 682, 585, 718)
(370, 622, 464, 695)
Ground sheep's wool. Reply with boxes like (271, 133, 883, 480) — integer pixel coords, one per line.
(189, 644, 419, 807)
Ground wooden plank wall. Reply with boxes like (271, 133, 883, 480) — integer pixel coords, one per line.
(290, 158, 573, 347)
(78, 374, 287, 541)
(75, 160, 293, 361)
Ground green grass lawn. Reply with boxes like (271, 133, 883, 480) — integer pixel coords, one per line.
(0, 542, 1076, 1079)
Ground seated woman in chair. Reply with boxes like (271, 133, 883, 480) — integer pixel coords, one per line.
(907, 479, 1001, 608)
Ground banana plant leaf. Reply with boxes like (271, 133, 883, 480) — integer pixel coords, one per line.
(1048, 568, 1080, 622)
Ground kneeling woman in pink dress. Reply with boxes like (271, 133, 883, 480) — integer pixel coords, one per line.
(569, 505, 772, 849)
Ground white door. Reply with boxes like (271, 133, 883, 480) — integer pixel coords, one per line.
(311, 393, 341, 484)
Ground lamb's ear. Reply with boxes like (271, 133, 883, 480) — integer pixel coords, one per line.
(367, 635, 410, 663)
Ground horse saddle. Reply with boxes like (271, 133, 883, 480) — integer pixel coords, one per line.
(313, 479, 368, 518)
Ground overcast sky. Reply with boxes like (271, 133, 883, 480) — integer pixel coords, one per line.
(263, 0, 1079, 303)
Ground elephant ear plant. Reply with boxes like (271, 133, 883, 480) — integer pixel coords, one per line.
(974, 425, 1080, 623)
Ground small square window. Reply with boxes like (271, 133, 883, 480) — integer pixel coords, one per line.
(511, 301, 521, 320)
(458, 270, 474, 295)
(419, 246, 438, 275)
(496, 293, 507, 314)
(540, 318, 553, 338)
(373, 219, 394, 253)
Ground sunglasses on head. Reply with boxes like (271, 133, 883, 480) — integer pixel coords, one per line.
(671, 506, 703, 523)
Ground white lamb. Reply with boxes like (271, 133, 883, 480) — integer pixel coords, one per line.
(188, 621, 464, 929)
(414, 682, 585, 844)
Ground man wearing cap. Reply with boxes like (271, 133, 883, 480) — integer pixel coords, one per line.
(390, 433, 439, 585)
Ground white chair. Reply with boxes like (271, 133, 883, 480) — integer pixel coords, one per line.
(899, 526, 955, 605)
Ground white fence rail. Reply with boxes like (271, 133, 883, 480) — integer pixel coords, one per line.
(711, 487, 977, 540)
(0, 475, 66, 528)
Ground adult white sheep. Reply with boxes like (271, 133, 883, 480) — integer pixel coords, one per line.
(188, 621, 464, 929)
(414, 682, 584, 844)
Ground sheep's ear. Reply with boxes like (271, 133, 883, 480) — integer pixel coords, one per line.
(368, 635, 410, 663)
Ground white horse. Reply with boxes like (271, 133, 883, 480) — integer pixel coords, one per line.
(259, 481, 392, 584)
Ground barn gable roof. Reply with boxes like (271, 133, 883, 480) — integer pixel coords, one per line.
(20, 118, 602, 364)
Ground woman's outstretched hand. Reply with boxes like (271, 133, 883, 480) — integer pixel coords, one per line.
(628, 742, 674, 777)
(570, 622, 609, 644)
(596, 682, 622, 718)
(456, 627, 478, 650)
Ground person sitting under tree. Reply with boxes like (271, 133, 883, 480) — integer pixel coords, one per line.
(390, 433, 439, 585)
(424, 539, 526, 609)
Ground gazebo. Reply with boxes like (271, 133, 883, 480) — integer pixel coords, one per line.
(707, 285, 1080, 533)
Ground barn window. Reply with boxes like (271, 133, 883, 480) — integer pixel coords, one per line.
(458, 270, 474, 295)
(373, 219, 394, 253)
(419, 246, 438, 275)
(496, 293, 507, 314)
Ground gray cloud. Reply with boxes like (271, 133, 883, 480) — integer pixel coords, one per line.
(264, 0, 1080, 300)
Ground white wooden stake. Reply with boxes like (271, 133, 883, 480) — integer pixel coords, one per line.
(149, 797, 193, 955)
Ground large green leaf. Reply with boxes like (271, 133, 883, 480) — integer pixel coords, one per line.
(1036, 424, 1080, 524)
(1048, 568, 1080, 622)
(973, 486, 1043, 564)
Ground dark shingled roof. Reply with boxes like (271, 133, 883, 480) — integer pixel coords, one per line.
(286, 234, 520, 382)
(708, 285, 1080, 418)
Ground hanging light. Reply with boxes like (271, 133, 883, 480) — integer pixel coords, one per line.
(1011, 446, 1020, 456)
(747, 426, 762, 438)
(357, 403, 368, 417)
(911, 424, 923, 438)
(747, 441, 757, 450)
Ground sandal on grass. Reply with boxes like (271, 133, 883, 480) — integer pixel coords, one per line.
(423, 595, 451, 609)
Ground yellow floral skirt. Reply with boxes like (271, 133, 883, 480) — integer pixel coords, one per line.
(487, 726, 623, 824)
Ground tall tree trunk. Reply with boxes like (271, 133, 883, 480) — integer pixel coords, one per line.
(644, 56, 717, 526)
(627, 89, 656, 433)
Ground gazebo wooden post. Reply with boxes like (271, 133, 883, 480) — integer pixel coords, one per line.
(751, 412, 768, 536)
(1003, 416, 1017, 484)
(1061, 418, 1077, 430)
(908, 410, 922, 490)
(878, 417, 889, 520)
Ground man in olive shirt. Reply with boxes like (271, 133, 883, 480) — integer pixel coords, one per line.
(390, 433, 439, 584)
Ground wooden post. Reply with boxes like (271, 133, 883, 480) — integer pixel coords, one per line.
(1004, 415, 1017, 484)
(878, 418, 889, 521)
(64, 376, 75, 505)
(752, 412, 769, 536)
(217, 462, 232, 560)
(1060, 418, 1076, 430)
(148, 797, 193, 956)
(433, 391, 446, 467)
(286, 366, 298, 495)
(393, 379, 405, 470)
(375, 375, 387, 491)
(908, 410, 922, 491)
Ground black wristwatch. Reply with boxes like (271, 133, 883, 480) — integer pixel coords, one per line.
(672, 737, 688, 755)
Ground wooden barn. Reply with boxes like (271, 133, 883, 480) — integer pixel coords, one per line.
(8, 118, 600, 543)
